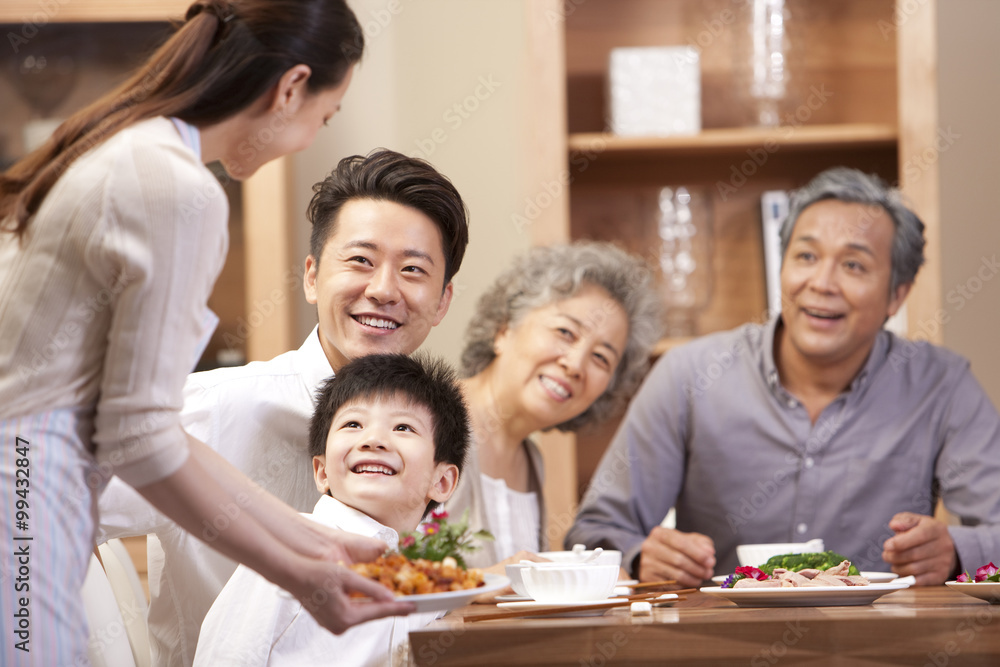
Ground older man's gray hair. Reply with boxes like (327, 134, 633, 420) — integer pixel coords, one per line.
(779, 167, 926, 292)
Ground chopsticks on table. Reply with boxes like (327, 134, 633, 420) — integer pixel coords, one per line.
(624, 579, 678, 590)
(465, 589, 696, 623)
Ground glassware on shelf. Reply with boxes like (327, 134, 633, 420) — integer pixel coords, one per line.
(733, 0, 793, 128)
(656, 186, 713, 337)
(3, 27, 79, 153)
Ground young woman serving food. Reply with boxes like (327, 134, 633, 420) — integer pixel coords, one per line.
(0, 2, 413, 663)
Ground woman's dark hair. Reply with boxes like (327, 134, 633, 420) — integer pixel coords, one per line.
(1, 0, 363, 236)
(307, 149, 470, 284)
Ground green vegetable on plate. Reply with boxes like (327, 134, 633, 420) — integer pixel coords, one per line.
(757, 551, 860, 576)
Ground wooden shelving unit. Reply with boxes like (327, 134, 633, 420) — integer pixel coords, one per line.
(0, 1, 189, 22)
(1, 0, 295, 586)
(563, 0, 901, 340)
(527, 0, 941, 507)
(0, 4, 296, 364)
(568, 123, 898, 157)
(652, 336, 694, 358)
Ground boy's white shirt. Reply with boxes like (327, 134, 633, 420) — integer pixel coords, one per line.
(194, 495, 441, 667)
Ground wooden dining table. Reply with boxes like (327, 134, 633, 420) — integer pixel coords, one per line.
(409, 586, 1000, 666)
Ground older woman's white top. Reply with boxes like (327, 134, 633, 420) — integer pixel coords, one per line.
(480, 474, 541, 560)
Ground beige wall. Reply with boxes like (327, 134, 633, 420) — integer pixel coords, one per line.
(290, 0, 541, 367)
(937, 0, 1000, 405)
(285, 0, 575, 547)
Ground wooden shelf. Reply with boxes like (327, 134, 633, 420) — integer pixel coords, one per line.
(568, 123, 898, 158)
(653, 336, 693, 358)
(0, 1, 189, 23)
(560, 0, 907, 506)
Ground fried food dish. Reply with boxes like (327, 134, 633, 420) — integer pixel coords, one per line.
(349, 553, 485, 596)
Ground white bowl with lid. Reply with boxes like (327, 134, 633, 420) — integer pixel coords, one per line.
(537, 549, 622, 568)
(504, 562, 532, 597)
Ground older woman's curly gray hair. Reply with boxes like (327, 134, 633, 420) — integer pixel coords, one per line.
(460, 241, 662, 432)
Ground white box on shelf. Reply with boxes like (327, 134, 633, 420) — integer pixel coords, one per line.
(607, 46, 701, 137)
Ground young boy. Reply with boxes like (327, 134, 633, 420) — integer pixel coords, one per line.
(193, 353, 469, 666)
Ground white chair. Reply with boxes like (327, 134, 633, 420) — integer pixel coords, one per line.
(98, 538, 152, 667)
(82, 553, 137, 667)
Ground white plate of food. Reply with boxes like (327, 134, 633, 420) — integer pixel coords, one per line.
(401, 574, 510, 613)
(944, 581, 1000, 604)
(711, 571, 898, 584)
(700, 580, 912, 607)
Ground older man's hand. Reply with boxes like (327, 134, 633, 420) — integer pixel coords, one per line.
(881, 511, 957, 585)
(638, 526, 715, 588)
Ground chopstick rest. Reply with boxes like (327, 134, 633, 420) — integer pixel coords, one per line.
(630, 601, 653, 616)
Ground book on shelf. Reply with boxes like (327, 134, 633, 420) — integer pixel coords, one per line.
(757, 190, 909, 337)
(760, 190, 789, 319)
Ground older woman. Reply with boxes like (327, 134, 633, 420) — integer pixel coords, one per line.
(449, 241, 661, 568)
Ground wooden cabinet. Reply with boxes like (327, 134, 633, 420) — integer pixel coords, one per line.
(0, 1, 298, 364)
(0, 0, 301, 590)
(0, 0, 191, 22)
(564, 0, 902, 340)
(525, 0, 942, 514)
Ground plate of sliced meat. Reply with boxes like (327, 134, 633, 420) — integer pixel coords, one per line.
(701, 577, 913, 607)
(710, 571, 897, 584)
(700, 580, 913, 607)
(702, 560, 913, 607)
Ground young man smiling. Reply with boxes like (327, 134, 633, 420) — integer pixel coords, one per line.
(98, 149, 469, 667)
(568, 167, 1000, 590)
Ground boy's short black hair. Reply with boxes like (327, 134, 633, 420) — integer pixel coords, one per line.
(308, 354, 469, 512)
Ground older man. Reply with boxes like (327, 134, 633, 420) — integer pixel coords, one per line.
(99, 149, 469, 666)
(567, 167, 1000, 588)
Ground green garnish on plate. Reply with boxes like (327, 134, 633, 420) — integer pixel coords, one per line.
(758, 550, 860, 576)
(399, 508, 493, 570)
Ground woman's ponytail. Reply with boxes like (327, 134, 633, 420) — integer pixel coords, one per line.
(1, 0, 363, 236)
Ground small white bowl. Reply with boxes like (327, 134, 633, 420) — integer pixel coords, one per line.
(521, 563, 619, 603)
(736, 538, 825, 567)
(504, 563, 532, 597)
(538, 549, 623, 569)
